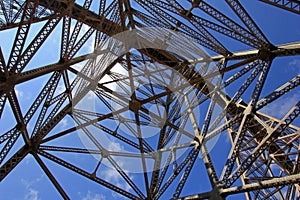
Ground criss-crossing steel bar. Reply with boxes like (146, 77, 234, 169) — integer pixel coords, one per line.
(0, 0, 300, 199)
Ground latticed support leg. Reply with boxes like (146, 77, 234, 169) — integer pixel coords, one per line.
(0, 0, 299, 199)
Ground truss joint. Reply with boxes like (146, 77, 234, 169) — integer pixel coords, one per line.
(258, 48, 276, 60)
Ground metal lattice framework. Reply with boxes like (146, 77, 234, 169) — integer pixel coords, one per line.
(0, 0, 300, 199)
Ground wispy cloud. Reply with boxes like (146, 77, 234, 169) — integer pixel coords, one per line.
(24, 188, 39, 200)
(15, 88, 32, 101)
(288, 58, 300, 74)
(21, 174, 44, 200)
(107, 141, 123, 152)
(288, 58, 300, 67)
(60, 118, 69, 129)
(73, 60, 87, 71)
(100, 141, 132, 198)
(81, 190, 106, 200)
(56, 82, 66, 94)
(261, 91, 300, 119)
(24, 155, 33, 165)
(15, 89, 24, 98)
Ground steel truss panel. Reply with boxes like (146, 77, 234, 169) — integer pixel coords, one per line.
(0, 0, 299, 199)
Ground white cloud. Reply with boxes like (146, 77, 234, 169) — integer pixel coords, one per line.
(60, 118, 69, 129)
(21, 176, 43, 189)
(288, 58, 300, 67)
(99, 63, 127, 90)
(21, 175, 44, 200)
(81, 191, 106, 200)
(88, 34, 95, 53)
(24, 188, 39, 200)
(24, 155, 33, 165)
(107, 141, 122, 152)
(15, 89, 24, 98)
(73, 61, 86, 71)
(288, 58, 300, 74)
(56, 82, 66, 94)
(14, 87, 32, 103)
(101, 169, 132, 197)
(99, 142, 132, 197)
(261, 91, 300, 119)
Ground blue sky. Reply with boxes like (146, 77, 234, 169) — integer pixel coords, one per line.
(0, 0, 299, 200)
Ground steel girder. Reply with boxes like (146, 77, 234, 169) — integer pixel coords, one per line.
(0, 0, 300, 199)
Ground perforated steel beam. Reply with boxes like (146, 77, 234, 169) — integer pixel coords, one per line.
(259, 0, 300, 14)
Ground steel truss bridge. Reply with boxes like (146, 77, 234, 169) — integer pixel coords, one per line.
(0, 0, 300, 199)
